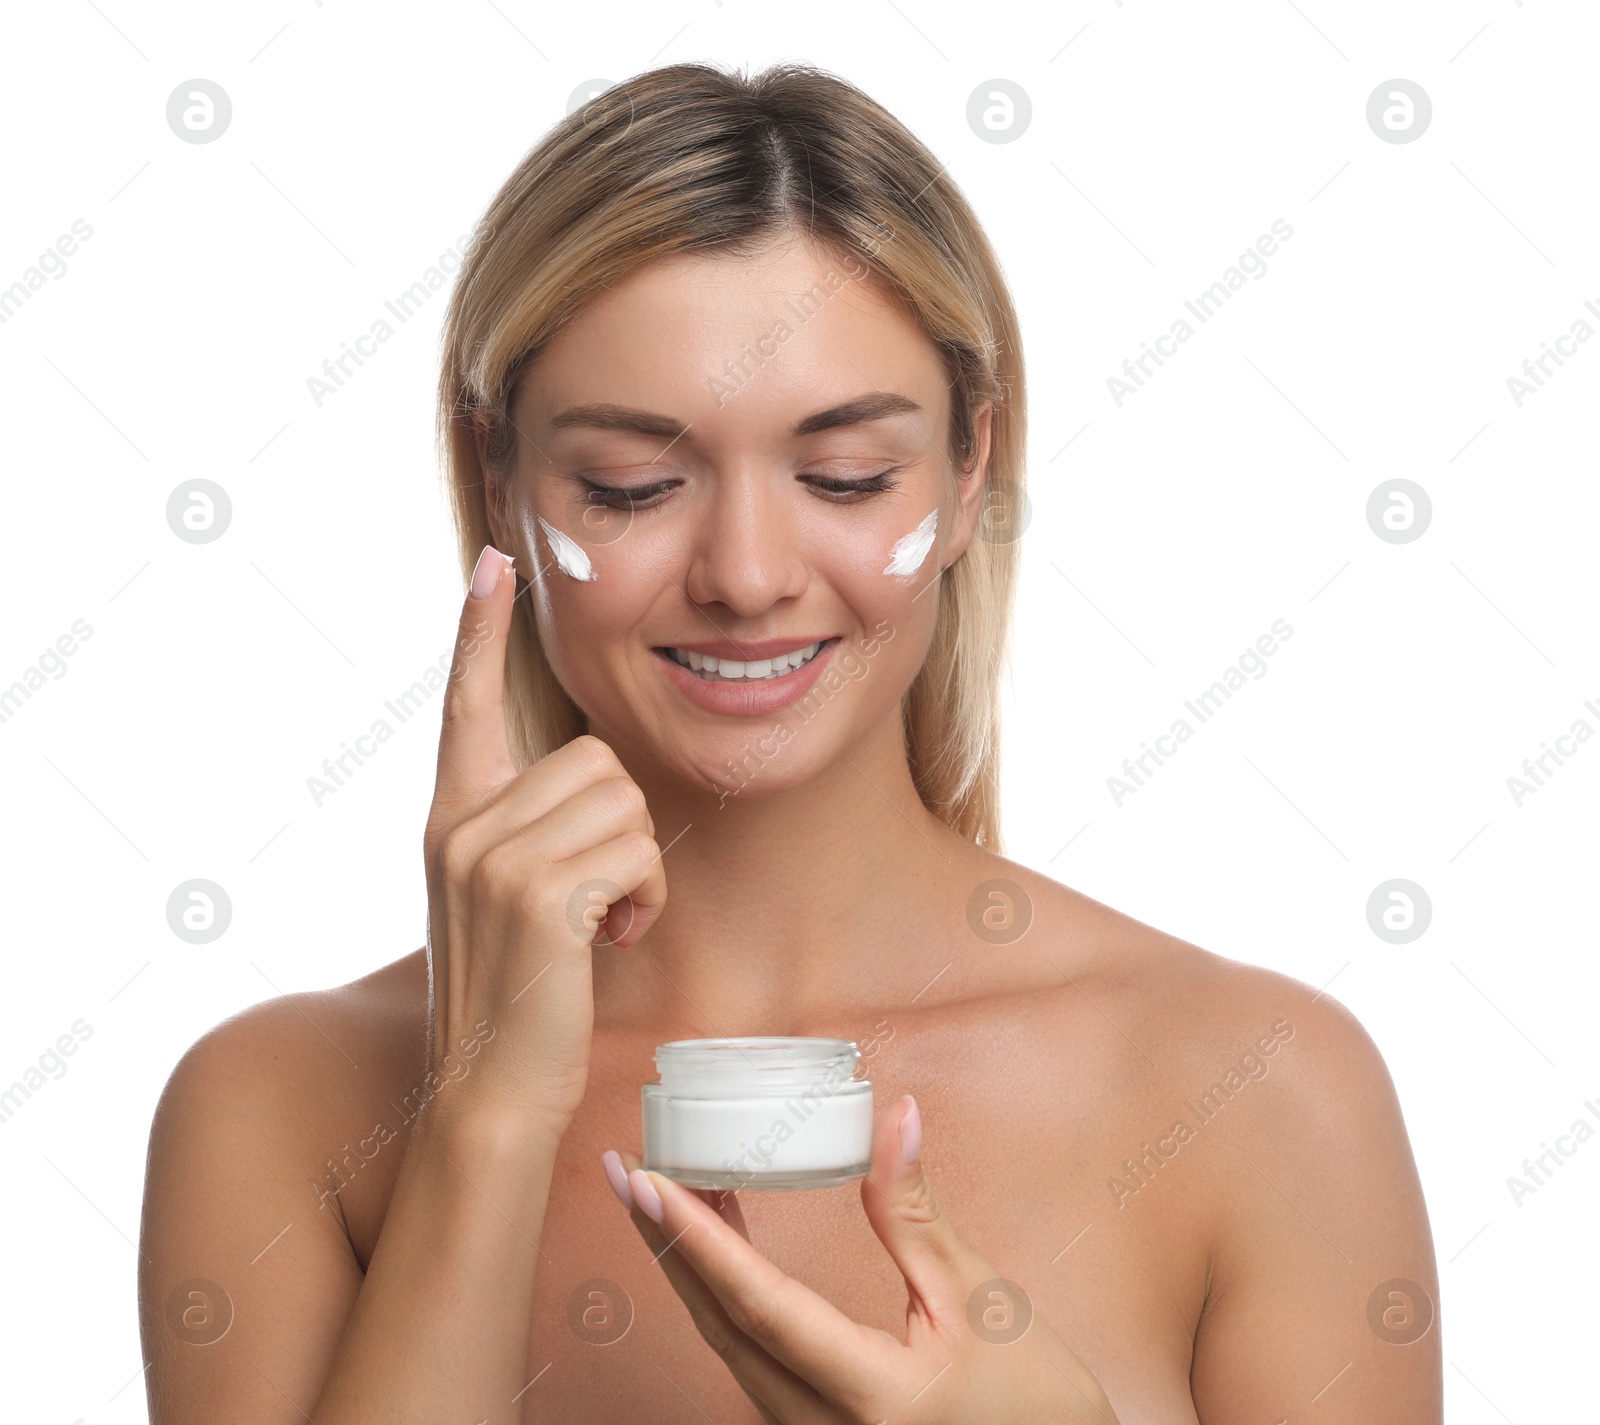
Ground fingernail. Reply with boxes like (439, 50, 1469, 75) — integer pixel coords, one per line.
(628, 1168, 665, 1223)
(900, 1094, 922, 1166)
(602, 1150, 634, 1210)
(470, 543, 511, 598)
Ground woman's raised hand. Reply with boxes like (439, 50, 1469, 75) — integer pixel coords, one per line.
(420, 544, 668, 1134)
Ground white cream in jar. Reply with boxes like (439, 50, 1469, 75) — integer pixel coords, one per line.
(642, 1037, 873, 1190)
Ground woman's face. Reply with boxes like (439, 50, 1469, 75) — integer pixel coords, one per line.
(485, 234, 991, 799)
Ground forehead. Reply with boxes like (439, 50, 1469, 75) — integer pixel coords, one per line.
(514, 236, 949, 443)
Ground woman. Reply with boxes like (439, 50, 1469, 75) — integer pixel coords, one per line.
(138, 61, 1442, 1424)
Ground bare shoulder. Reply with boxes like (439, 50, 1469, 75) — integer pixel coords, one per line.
(139, 950, 433, 1419)
(965, 849, 1425, 1238)
(146, 948, 429, 1228)
(978, 854, 1439, 1420)
(975, 851, 1394, 1080)
(155, 948, 428, 1117)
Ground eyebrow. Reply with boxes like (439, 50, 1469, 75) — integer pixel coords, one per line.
(545, 391, 923, 440)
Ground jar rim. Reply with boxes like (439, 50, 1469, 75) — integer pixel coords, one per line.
(653, 1036, 858, 1066)
(650, 1037, 864, 1092)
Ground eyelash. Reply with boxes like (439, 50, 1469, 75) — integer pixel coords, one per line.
(579, 469, 902, 510)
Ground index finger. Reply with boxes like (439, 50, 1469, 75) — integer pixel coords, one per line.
(633, 1169, 904, 1406)
(436, 543, 519, 808)
(617, 1150, 750, 1241)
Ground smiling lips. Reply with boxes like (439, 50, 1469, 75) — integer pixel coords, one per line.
(653, 636, 842, 714)
(663, 641, 827, 682)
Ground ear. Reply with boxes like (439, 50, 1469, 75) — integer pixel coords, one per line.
(472, 414, 514, 555)
(941, 402, 995, 572)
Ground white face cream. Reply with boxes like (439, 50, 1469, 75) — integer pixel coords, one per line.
(642, 1037, 873, 1190)
(534, 513, 597, 581)
(883, 507, 937, 579)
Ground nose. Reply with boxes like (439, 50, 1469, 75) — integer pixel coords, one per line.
(682, 469, 810, 618)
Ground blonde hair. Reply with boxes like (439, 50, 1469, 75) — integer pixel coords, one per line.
(435, 61, 1026, 850)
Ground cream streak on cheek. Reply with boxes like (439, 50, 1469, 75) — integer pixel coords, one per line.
(882, 507, 937, 579)
(534, 514, 597, 582)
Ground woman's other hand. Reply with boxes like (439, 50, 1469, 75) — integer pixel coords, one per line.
(604, 1095, 1119, 1424)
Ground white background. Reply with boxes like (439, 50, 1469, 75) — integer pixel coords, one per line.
(1, 0, 1592, 1419)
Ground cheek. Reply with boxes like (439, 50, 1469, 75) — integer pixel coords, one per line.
(882, 507, 939, 580)
(817, 536, 940, 663)
(813, 507, 939, 591)
(531, 550, 650, 645)
(536, 515, 595, 581)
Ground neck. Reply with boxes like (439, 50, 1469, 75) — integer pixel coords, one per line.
(588, 707, 968, 1035)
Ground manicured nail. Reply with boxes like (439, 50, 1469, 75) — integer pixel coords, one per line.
(470, 544, 511, 599)
(602, 1150, 634, 1210)
(900, 1094, 922, 1166)
(628, 1168, 665, 1223)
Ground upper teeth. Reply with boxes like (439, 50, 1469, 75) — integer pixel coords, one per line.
(669, 642, 823, 681)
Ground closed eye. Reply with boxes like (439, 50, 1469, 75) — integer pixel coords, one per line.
(578, 468, 903, 510)
(802, 469, 902, 502)
(580, 479, 677, 510)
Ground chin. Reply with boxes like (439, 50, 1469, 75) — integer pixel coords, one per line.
(679, 725, 812, 806)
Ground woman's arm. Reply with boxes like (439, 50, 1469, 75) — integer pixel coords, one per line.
(1188, 989, 1442, 1423)
(137, 549, 671, 1422)
(138, 994, 563, 1425)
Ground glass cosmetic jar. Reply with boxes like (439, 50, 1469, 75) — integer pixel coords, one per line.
(642, 1037, 873, 1190)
